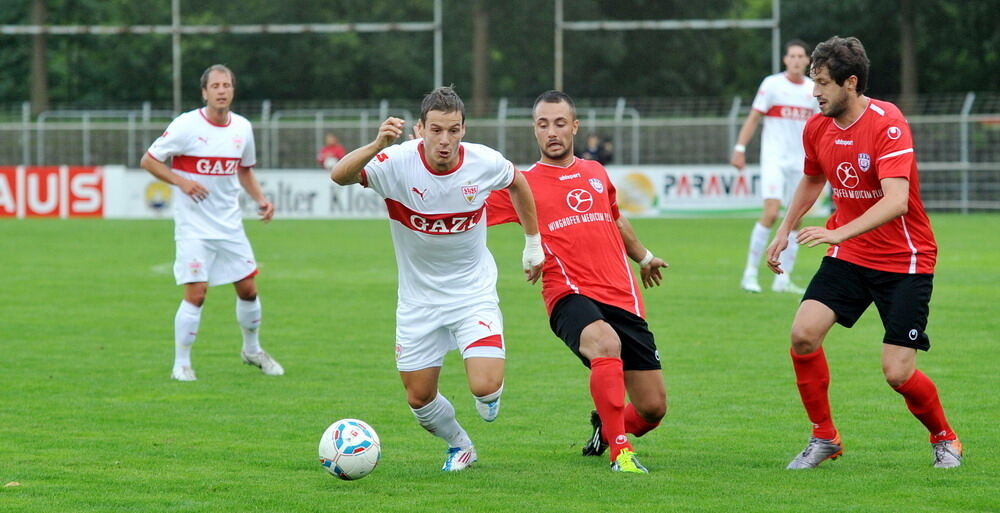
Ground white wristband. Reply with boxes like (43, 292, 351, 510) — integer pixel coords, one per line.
(733, 144, 746, 153)
(639, 249, 655, 266)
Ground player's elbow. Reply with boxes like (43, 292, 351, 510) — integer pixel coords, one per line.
(139, 153, 153, 171)
(330, 167, 353, 186)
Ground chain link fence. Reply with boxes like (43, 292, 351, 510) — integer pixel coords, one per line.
(2, 92, 998, 211)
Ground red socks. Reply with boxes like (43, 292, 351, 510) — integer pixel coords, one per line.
(624, 403, 660, 437)
(893, 369, 957, 443)
(790, 348, 837, 439)
(590, 357, 631, 460)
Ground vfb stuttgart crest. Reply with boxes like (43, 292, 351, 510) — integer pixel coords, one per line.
(857, 153, 871, 172)
(462, 184, 479, 204)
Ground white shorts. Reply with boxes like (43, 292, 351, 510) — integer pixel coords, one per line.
(394, 298, 505, 372)
(759, 160, 804, 204)
(174, 237, 258, 286)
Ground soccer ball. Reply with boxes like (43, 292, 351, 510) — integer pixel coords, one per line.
(318, 419, 381, 480)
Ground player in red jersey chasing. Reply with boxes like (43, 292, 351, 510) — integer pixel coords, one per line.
(767, 36, 962, 469)
(488, 91, 668, 474)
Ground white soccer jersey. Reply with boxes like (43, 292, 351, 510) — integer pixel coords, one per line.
(146, 107, 257, 240)
(751, 73, 819, 168)
(361, 138, 516, 306)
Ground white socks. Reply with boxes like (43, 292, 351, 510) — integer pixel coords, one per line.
(174, 300, 202, 368)
(475, 382, 503, 404)
(779, 230, 800, 276)
(236, 297, 262, 354)
(411, 393, 473, 449)
(744, 222, 771, 278)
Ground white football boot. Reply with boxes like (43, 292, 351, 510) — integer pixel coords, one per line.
(741, 272, 762, 293)
(932, 439, 963, 468)
(442, 446, 477, 471)
(772, 275, 806, 294)
(241, 350, 285, 376)
(171, 365, 197, 381)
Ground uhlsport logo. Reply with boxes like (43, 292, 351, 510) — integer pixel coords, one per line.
(858, 153, 871, 172)
(836, 162, 860, 189)
(908, 329, 919, 341)
(887, 126, 902, 140)
(566, 188, 594, 213)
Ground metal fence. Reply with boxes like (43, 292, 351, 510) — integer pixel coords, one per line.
(2, 92, 998, 211)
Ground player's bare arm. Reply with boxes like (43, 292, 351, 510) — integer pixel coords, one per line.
(237, 166, 274, 222)
(616, 216, 668, 288)
(730, 110, 763, 170)
(766, 173, 827, 274)
(507, 170, 544, 284)
(140, 152, 209, 202)
(330, 117, 405, 185)
(798, 177, 909, 248)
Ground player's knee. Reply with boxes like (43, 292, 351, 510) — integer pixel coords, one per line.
(581, 322, 621, 358)
(469, 377, 502, 399)
(185, 291, 207, 307)
(789, 327, 821, 355)
(882, 364, 913, 388)
(640, 401, 666, 423)
(471, 384, 500, 399)
(235, 283, 257, 301)
(405, 388, 438, 409)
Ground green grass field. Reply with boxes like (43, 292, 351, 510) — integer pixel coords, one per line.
(1, 215, 997, 512)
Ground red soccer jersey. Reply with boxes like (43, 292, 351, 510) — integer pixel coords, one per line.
(803, 98, 936, 274)
(487, 158, 645, 317)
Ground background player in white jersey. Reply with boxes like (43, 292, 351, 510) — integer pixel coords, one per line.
(731, 40, 819, 294)
(330, 87, 543, 471)
(140, 64, 283, 382)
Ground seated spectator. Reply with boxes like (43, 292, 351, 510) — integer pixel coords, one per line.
(317, 132, 347, 169)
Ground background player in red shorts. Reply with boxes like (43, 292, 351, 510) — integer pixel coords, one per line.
(766, 36, 962, 469)
(488, 91, 669, 474)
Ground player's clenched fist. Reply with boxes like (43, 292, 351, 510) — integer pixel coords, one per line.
(375, 117, 406, 150)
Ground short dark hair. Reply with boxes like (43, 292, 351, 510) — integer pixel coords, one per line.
(533, 90, 576, 118)
(200, 64, 235, 90)
(811, 36, 869, 95)
(784, 39, 810, 56)
(420, 86, 465, 124)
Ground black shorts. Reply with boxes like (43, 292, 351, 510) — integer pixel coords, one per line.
(803, 257, 934, 351)
(549, 294, 661, 371)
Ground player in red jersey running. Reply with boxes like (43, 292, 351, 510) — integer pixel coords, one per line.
(766, 36, 962, 469)
(488, 91, 668, 474)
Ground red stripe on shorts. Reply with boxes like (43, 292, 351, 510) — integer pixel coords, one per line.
(466, 334, 503, 350)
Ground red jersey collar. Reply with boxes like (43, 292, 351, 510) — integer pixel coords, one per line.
(199, 107, 232, 127)
(418, 141, 465, 176)
(833, 97, 872, 131)
(534, 156, 577, 170)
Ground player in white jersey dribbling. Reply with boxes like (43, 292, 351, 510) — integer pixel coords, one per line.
(140, 64, 284, 382)
(331, 87, 544, 471)
(731, 40, 820, 294)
